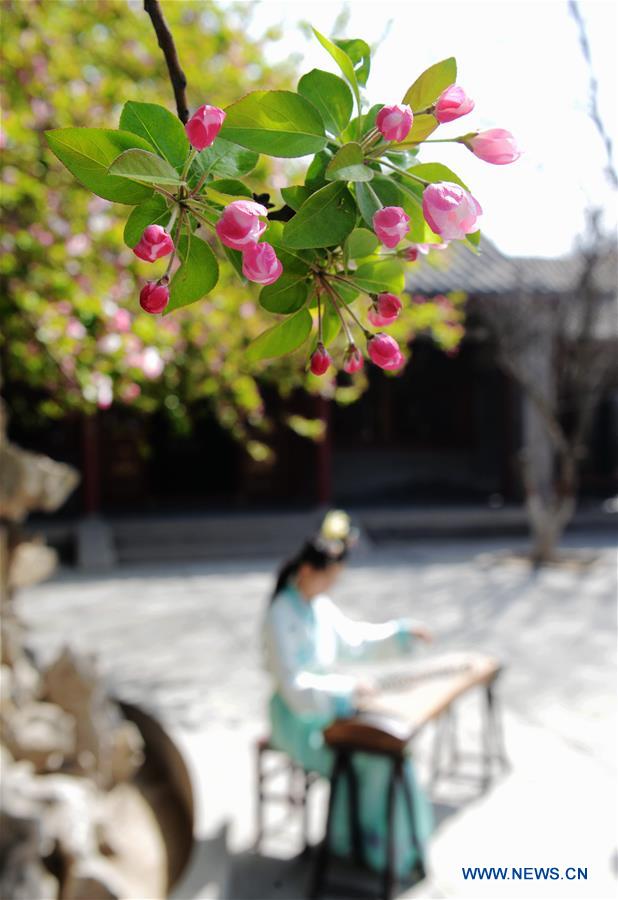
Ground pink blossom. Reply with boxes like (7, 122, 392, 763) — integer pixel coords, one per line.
(368, 293, 402, 327)
(422, 182, 482, 241)
(376, 104, 413, 142)
(139, 281, 170, 314)
(465, 129, 521, 165)
(343, 346, 364, 374)
(367, 333, 402, 370)
(241, 242, 282, 285)
(310, 344, 331, 376)
(373, 206, 410, 249)
(66, 318, 86, 340)
(434, 85, 475, 123)
(122, 383, 141, 402)
(112, 309, 132, 333)
(91, 373, 113, 409)
(99, 333, 122, 353)
(239, 302, 256, 319)
(405, 241, 449, 261)
(215, 200, 268, 251)
(66, 234, 90, 256)
(133, 225, 174, 262)
(185, 104, 226, 151)
(141, 347, 164, 379)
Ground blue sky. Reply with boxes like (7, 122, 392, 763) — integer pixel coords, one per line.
(243, 0, 617, 258)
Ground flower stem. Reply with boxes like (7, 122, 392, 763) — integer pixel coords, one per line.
(181, 147, 197, 182)
(320, 278, 355, 344)
(378, 158, 430, 186)
(325, 275, 371, 344)
(316, 288, 324, 343)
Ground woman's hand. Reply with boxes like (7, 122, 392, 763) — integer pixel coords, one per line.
(409, 624, 433, 643)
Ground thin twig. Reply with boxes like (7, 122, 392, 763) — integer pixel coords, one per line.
(144, 0, 190, 123)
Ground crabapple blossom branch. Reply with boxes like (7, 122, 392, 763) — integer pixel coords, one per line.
(143, 0, 190, 124)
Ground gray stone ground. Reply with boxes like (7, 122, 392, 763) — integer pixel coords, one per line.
(17, 533, 617, 900)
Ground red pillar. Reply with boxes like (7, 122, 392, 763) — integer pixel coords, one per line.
(315, 396, 332, 506)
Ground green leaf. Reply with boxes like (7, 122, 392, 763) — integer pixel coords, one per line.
(321, 300, 342, 345)
(326, 142, 374, 183)
(123, 195, 170, 248)
(297, 69, 353, 137)
(350, 258, 405, 294)
(259, 274, 309, 314)
(190, 137, 259, 181)
(402, 58, 457, 111)
(220, 90, 327, 158)
(334, 38, 371, 86)
(312, 28, 361, 118)
(208, 178, 253, 198)
(282, 182, 357, 249)
(305, 149, 333, 191)
(466, 229, 481, 251)
(108, 149, 182, 187)
(45, 128, 154, 204)
(355, 181, 382, 228)
(119, 101, 189, 170)
(264, 221, 315, 273)
(392, 114, 439, 147)
(405, 162, 468, 190)
(206, 182, 254, 205)
(221, 243, 245, 281)
(167, 232, 219, 312)
(246, 309, 313, 361)
(280, 185, 312, 211)
(346, 227, 379, 259)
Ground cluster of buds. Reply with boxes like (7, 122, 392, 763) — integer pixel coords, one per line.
(309, 289, 406, 378)
(215, 201, 282, 285)
(133, 103, 285, 315)
(134, 224, 175, 314)
(367, 84, 519, 251)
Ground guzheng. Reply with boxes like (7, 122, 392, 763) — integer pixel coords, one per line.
(324, 651, 502, 755)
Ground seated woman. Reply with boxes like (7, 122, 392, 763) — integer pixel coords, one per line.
(261, 511, 434, 880)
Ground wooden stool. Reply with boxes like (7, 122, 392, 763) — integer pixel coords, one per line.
(254, 736, 320, 854)
(308, 715, 426, 900)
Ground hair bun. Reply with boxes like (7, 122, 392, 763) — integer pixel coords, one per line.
(319, 509, 359, 548)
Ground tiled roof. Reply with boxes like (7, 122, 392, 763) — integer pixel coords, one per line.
(406, 236, 617, 297)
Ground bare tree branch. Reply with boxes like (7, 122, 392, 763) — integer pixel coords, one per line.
(568, 0, 618, 189)
(144, 0, 189, 123)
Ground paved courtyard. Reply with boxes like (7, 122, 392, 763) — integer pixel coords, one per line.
(17, 532, 617, 900)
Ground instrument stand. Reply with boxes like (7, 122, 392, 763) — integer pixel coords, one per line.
(308, 746, 426, 900)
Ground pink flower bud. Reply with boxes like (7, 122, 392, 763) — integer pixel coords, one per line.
(434, 85, 475, 123)
(215, 200, 268, 251)
(404, 247, 419, 262)
(422, 182, 482, 241)
(139, 281, 170, 315)
(368, 293, 402, 327)
(133, 225, 174, 262)
(376, 104, 413, 143)
(310, 344, 331, 376)
(241, 242, 283, 285)
(373, 206, 410, 249)
(185, 104, 226, 151)
(367, 333, 403, 370)
(465, 129, 521, 165)
(343, 346, 364, 374)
